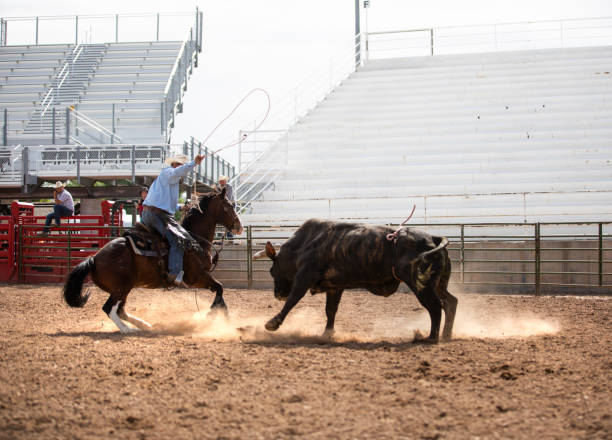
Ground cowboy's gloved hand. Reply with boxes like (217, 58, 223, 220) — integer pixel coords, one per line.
(194, 155, 204, 165)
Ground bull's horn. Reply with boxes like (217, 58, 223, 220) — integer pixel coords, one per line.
(252, 249, 268, 260)
(417, 236, 449, 261)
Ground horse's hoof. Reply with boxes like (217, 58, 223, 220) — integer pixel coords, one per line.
(207, 304, 229, 320)
(265, 317, 281, 331)
(121, 327, 140, 335)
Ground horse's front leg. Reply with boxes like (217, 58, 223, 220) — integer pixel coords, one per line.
(207, 277, 228, 318)
(186, 253, 228, 317)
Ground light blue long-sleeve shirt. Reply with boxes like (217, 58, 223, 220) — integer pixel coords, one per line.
(143, 161, 196, 214)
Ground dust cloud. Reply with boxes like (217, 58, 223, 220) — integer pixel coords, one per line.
(126, 291, 560, 342)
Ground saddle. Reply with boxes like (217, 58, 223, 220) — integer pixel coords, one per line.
(123, 222, 219, 275)
(123, 222, 169, 257)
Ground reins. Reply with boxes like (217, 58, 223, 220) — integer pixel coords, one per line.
(185, 228, 221, 272)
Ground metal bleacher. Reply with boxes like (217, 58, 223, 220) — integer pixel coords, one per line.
(235, 21, 612, 226)
(0, 44, 71, 144)
(0, 10, 204, 190)
(76, 41, 183, 144)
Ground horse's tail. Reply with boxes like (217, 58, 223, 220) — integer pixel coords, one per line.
(63, 257, 94, 308)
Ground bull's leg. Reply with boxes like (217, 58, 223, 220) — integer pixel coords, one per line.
(323, 289, 343, 338)
(414, 288, 443, 342)
(432, 250, 457, 341)
(440, 290, 458, 341)
(396, 258, 443, 342)
(265, 271, 314, 331)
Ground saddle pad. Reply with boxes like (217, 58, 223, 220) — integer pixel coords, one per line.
(125, 234, 168, 257)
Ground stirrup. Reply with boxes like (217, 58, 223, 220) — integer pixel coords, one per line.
(168, 270, 189, 288)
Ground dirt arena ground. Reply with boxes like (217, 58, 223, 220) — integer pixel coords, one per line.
(0, 285, 610, 440)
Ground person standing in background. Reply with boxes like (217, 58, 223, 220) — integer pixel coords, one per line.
(215, 175, 236, 239)
(215, 175, 235, 206)
(136, 187, 148, 217)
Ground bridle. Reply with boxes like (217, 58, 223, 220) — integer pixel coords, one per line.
(183, 195, 240, 273)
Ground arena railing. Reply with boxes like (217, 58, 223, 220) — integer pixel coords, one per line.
(363, 16, 612, 59)
(4, 143, 169, 187)
(9, 220, 612, 293)
(208, 221, 612, 294)
(0, 10, 200, 46)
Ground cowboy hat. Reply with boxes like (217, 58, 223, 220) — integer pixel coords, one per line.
(218, 175, 229, 182)
(165, 154, 189, 166)
(54, 181, 65, 189)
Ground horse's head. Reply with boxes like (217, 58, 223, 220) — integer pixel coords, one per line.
(199, 188, 243, 235)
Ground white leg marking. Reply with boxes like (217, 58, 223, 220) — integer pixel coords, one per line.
(109, 302, 137, 334)
(124, 313, 152, 331)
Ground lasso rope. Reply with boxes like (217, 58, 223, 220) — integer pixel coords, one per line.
(386, 205, 416, 242)
(191, 87, 271, 197)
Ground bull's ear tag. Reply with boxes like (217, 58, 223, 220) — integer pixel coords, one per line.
(265, 241, 277, 260)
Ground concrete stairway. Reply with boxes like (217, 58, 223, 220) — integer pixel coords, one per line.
(240, 46, 612, 225)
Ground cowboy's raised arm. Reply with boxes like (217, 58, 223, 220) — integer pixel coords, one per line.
(166, 155, 204, 183)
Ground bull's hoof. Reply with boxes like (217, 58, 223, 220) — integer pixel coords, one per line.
(265, 317, 282, 331)
(412, 330, 439, 344)
(322, 328, 335, 339)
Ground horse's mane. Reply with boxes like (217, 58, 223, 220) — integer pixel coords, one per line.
(181, 191, 218, 229)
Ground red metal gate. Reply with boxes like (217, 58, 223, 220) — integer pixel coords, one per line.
(0, 200, 124, 284)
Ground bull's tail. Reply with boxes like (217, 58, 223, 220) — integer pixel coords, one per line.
(417, 236, 449, 261)
(63, 257, 94, 308)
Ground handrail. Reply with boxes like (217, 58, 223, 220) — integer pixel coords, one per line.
(69, 107, 122, 144)
(229, 38, 358, 210)
(1, 12, 195, 46)
(161, 24, 198, 141)
(56, 43, 82, 98)
(368, 15, 612, 35)
(232, 129, 286, 181)
(365, 16, 612, 59)
(56, 63, 69, 92)
(0, 144, 23, 183)
(71, 43, 83, 76)
(40, 88, 54, 130)
(235, 169, 283, 212)
(163, 32, 189, 97)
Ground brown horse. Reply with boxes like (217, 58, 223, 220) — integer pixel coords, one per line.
(62, 188, 242, 333)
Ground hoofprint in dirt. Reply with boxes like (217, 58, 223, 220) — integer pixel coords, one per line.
(0, 286, 610, 440)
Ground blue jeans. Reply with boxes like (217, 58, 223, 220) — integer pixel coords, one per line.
(141, 209, 183, 277)
(44, 205, 73, 233)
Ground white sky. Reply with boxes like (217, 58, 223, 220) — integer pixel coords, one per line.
(3, 0, 612, 166)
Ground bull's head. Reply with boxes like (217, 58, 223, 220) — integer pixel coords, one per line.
(253, 241, 293, 301)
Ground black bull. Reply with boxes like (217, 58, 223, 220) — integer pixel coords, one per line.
(254, 219, 458, 342)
